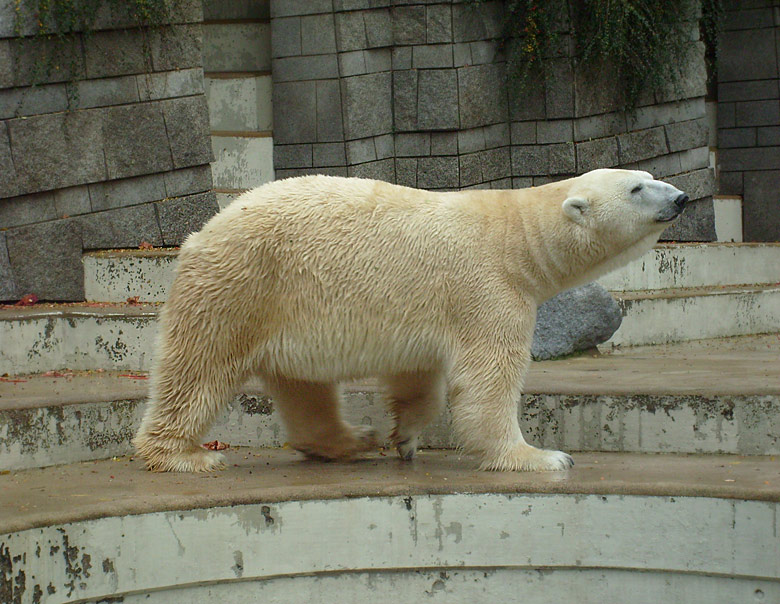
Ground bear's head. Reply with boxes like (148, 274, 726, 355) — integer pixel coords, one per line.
(560, 168, 689, 243)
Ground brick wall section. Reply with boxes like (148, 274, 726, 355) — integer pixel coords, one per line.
(271, 0, 715, 243)
(0, 1, 218, 301)
(717, 0, 780, 241)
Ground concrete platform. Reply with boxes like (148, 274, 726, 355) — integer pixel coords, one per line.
(2, 450, 779, 603)
(2, 335, 779, 470)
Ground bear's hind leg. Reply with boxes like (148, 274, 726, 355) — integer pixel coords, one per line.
(383, 370, 446, 461)
(448, 345, 573, 472)
(265, 377, 379, 460)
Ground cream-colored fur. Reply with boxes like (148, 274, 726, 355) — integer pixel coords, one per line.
(134, 169, 687, 472)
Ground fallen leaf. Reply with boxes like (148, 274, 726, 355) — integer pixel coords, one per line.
(126, 296, 141, 305)
(202, 440, 230, 451)
(118, 374, 148, 380)
(0, 377, 27, 383)
(41, 370, 73, 378)
(138, 241, 154, 250)
(15, 293, 39, 306)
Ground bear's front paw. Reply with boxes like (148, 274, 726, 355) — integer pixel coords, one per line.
(135, 435, 226, 472)
(479, 444, 574, 472)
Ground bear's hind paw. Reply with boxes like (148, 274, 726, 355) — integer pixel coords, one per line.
(480, 446, 574, 472)
(140, 445, 226, 473)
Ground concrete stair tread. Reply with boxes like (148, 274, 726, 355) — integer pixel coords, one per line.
(2, 334, 778, 401)
(2, 450, 779, 535)
(612, 283, 780, 300)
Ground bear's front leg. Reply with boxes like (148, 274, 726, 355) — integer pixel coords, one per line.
(447, 343, 574, 472)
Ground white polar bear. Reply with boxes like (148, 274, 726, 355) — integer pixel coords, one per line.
(134, 169, 688, 472)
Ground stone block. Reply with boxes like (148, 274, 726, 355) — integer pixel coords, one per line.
(342, 72, 392, 139)
(0, 191, 56, 228)
(679, 146, 709, 173)
(273, 17, 302, 58)
(335, 11, 368, 52)
(666, 118, 709, 153)
(313, 142, 347, 167)
(162, 96, 213, 169)
(103, 103, 172, 179)
(480, 146, 511, 181)
(452, 1, 502, 43)
(150, 24, 203, 72)
(427, 4, 453, 43)
(718, 28, 778, 82)
(274, 81, 317, 144)
(719, 147, 780, 172)
(77, 203, 163, 249)
(11, 35, 85, 87)
(655, 42, 707, 103)
(418, 68, 459, 130)
(5, 219, 83, 300)
(275, 144, 314, 169)
(718, 80, 779, 102)
(548, 142, 576, 174)
(272, 54, 339, 82)
(339, 51, 368, 77)
(628, 98, 705, 131)
(205, 0, 269, 20)
(374, 134, 394, 158)
(417, 156, 458, 189)
(395, 158, 417, 187)
(532, 283, 622, 360)
(574, 64, 620, 118)
(392, 6, 426, 45)
(665, 168, 715, 202)
(743, 170, 780, 241)
(211, 135, 274, 190)
(272, 0, 332, 17)
(545, 59, 574, 119)
(635, 152, 682, 178)
(346, 138, 377, 164)
(348, 158, 395, 181)
(453, 43, 471, 67)
(365, 48, 392, 73)
(458, 128, 486, 154)
(0, 122, 15, 196)
(413, 44, 454, 69)
(364, 8, 393, 48)
(0, 40, 12, 88)
(157, 192, 220, 246)
(718, 171, 743, 195)
(537, 119, 572, 144)
(508, 74, 545, 121)
(74, 75, 140, 109)
(84, 29, 146, 78)
(510, 121, 536, 145)
(757, 126, 780, 147)
(576, 137, 619, 173)
(659, 196, 716, 242)
(395, 132, 430, 157)
(302, 13, 338, 55)
(484, 123, 510, 148)
(392, 69, 417, 131)
(0, 84, 68, 120)
(53, 185, 91, 218)
(458, 63, 507, 129)
(391, 46, 412, 70)
(316, 80, 345, 142)
(512, 143, 574, 176)
(573, 112, 627, 142)
(137, 68, 204, 102)
(469, 40, 500, 65)
(617, 127, 668, 164)
(89, 173, 167, 212)
(717, 102, 736, 129)
(164, 165, 213, 198)
(0, 232, 19, 302)
(459, 153, 482, 187)
(7, 109, 106, 195)
(736, 100, 780, 127)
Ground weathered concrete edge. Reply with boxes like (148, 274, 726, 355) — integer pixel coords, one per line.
(2, 473, 779, 535)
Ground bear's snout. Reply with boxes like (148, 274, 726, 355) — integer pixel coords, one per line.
(674, 193, 689, 209)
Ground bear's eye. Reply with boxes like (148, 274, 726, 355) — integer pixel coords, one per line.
(631, 185, 643, 194)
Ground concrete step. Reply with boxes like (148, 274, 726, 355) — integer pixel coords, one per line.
(598, 242, 780, 291)
(202, 21, 271, 73)
(2, 335, 778, 470)
(2, 450, 778, 603)
(211, 132, 274, 190)
(205, 72, 273, 132)
(606, 284, 780, 347)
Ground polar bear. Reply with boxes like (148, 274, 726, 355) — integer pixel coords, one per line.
(134, 169, 688, 472)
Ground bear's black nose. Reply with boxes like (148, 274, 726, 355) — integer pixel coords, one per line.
(674, 193, 689, 209)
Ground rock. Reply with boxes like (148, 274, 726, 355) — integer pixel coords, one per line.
(532, 283, 622, 360)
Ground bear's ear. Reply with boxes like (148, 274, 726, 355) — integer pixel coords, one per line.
(562, 197, 590, 224)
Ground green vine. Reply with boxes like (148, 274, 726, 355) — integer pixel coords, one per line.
(13, 0, 178, 107)
(472, 0, 724, 110)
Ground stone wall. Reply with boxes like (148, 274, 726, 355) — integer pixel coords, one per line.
(271, 0, 715, 242)
(717, 0, 780, 242)
(0, 1, 217, 301)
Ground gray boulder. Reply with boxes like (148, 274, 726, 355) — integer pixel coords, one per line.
(532, 283, 622, 360)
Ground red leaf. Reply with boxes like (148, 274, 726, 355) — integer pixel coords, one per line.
(202, 440, 230, 451)
(15, 294, 39, 306)
(138, 241, 154, 250)
(118, 374, 148, 380)
(126, 296, 141, 305)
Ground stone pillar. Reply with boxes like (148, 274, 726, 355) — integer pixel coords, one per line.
(0, 1, 218, 301)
